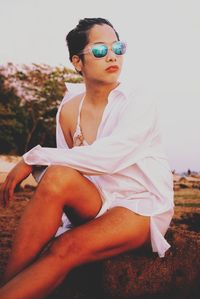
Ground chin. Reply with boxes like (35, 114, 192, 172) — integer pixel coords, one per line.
(91, 73, 120, 86)
(103, 73, 120, 83)
(106, 77, 120, 85)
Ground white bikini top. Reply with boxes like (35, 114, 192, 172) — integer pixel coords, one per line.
(72, 95, 89, 147)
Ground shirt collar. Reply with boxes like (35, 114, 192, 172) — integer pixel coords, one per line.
(108, 81, 135, 101)
(65, 81, 135, 101)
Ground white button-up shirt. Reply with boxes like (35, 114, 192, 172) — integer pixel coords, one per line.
(23, 82, 174, 215)
(23, 82, 174, 257)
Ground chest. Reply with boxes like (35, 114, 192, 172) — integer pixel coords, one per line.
(76, 107, 105, 145)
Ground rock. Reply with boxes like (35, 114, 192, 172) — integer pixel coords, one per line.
(48, 227, 200, 299)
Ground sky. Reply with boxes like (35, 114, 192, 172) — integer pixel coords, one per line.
(0, 0, 199, 173)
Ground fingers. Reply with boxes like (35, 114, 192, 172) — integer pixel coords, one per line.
(0, 160, 33, 208)
(0, 181, 6, 207)
(5, 179, 15, 207)
(0, 177, 16, 208)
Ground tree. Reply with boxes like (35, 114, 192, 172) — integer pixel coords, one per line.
(0, 74, 28, 154)
(0, 63, 83, 155)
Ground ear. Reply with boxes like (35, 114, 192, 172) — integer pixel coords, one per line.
(71, 55, 83, 73)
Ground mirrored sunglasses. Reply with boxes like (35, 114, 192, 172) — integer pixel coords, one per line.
(80, 41, 127, 58)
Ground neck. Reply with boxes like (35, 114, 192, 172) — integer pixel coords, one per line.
(83, 80, 120, 107)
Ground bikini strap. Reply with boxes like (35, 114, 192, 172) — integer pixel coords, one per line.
(74, 94, 85, 136)
(77, 95, 85, 128)
(73, 94, 90, 146)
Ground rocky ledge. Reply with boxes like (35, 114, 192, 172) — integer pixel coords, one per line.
(48, 227, 200, 299)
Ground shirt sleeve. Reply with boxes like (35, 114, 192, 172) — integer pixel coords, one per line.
(23, 95, 158, 175)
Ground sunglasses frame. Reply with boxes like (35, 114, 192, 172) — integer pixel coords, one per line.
(79, 41, 127, 59)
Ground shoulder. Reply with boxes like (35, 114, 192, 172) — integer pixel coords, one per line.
(60, 93, 83, 124)
(120, 92, 158, 127)
(121, 83, 158, 112)
(59, 82, 84, 113)
(58, 93, 84, 148)
(117, 81, 157, 108)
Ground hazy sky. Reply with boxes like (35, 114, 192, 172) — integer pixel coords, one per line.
(0, 0, 199, 173)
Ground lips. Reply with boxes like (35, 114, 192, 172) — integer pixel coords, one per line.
(105, 65, 119, 72)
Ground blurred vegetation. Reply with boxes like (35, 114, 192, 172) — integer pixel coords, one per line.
(173, 212, 200, 232)
(0, 64, 82, 155)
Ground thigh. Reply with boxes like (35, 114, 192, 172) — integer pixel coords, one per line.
(51, 207, 151, 267)
(38, 165, 103, 225)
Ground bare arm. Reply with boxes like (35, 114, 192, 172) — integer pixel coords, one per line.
(59, 100, 75, 149)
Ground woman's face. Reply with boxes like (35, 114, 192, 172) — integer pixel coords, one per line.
(74, 24, 124, 85)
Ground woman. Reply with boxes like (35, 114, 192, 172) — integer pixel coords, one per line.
(0, 18, 174, 298)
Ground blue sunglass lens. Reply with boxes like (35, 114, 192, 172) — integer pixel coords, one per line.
(112, 42, 126, 55)
(91, 42, 126, 58)
(92, 44, 108, 58)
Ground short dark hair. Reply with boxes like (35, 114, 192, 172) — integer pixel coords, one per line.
(66, 18, 120, 62)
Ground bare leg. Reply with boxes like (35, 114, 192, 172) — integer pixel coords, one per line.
(0, 207, 150, 299)
(3, 165, 103, 282)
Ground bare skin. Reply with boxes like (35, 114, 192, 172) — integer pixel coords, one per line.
(0, 23, 151, 298)
(0, 159, 32, 207)
(0, 165, 150, 299)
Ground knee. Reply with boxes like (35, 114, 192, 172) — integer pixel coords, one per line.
(37, 165, 80, 198)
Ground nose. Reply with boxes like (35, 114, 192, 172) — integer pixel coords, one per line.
(106, 48, 117, 62)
